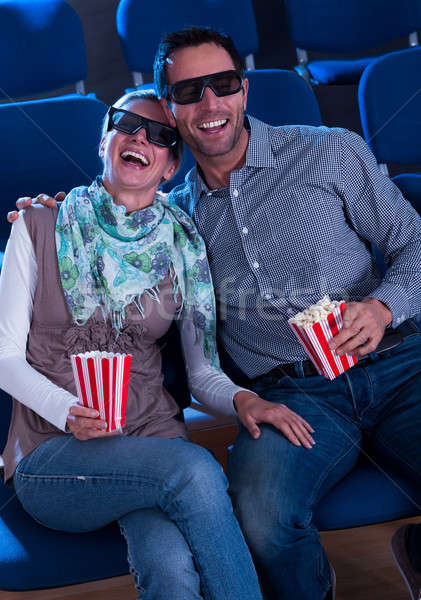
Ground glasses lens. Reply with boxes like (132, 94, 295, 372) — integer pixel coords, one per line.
(211, 72, 242, 96)
(109, 108, 177, 148)
(148, 120, 178, 147)
(172, 79, 205, 104)
(170, 71, 242, 104)
(110, 110, 143, 134)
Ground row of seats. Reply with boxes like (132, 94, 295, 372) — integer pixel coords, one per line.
(1, 0, 421, 103)
(1, 47, 421, 591)
(1, 48, 420, 260)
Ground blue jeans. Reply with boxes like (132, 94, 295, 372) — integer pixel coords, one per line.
(14, 435, 262, 600)
(228, 334, 421, 600)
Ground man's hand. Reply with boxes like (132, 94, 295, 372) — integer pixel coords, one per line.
(66, 404, 120, 441)
(329, 298, 392, 357)
(233, 390, 315, 448)
(7, 191, 65, 223)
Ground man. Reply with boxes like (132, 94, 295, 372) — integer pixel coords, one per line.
(10, 27, 421, 600)
(153, 27, 421, 600)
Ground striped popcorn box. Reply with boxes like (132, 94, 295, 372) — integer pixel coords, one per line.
(70, 351, 132, 432)
(288, 298, 357, 380)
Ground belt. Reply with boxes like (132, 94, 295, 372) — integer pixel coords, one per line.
(260, 318, 420, 380)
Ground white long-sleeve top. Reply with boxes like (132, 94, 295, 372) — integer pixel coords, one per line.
(0, 216, 247, 439)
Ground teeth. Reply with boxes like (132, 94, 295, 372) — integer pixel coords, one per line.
(199, 119, 227, 129)
(121, 150, 149, 165)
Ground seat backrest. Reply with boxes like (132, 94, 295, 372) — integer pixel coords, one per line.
(284, 0, 421, 53)
(116, 0, 258, 83)
(0, 0, 87, 100)
(0, 95, 107, 244)
(246, 69, 323, 126)
(358, 46, 421, 165)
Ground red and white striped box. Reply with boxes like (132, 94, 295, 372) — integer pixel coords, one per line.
(70, 351, 132, 432)
(288, 301, 357, 380)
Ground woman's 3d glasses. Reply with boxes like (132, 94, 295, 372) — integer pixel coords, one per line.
(167, 70, 244, 105)
(107, 106, 179, 148)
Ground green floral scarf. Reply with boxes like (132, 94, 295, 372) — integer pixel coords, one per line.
(55, 176, 219, 365)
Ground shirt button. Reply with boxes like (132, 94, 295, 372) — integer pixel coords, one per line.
(242, 226, 248, 234)
(253, 261, 259, 269)
(264, 293, 272, 300)
(233, 189, 239, 197)
(207, 192, 212, 197)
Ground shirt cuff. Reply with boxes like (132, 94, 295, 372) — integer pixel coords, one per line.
(368, 282, 410, 328)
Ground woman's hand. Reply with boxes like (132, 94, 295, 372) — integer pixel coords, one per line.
(66, 404, 120, 441)
(7, 192, 65, 223)
(233, 390, 315, 448)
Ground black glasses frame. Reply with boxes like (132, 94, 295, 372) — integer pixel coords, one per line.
(107, 106, 179, 148)
(167, 70, 244, 105)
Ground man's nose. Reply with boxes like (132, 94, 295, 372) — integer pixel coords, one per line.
(200, 85, 220, 107)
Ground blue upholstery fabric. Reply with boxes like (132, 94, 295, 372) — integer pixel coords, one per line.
(0, 95, 107, 248)
(116, 0, 258, 74)
(307, 56, 375, 85)
(359, 47, 421, 164)
(393, 174, 421, 214)
(314, 454, 421, 530)
(245, 69, 322, 126)
(284, 0, 421, 85)
(0, 483, 128, 590)
(284, 0, 421, 53)
(0, 0, 87, 99)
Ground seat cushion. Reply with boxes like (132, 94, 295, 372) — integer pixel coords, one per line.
(0, 483, 128, 590)
(308, 56, 376, 84)
(314, 455, 421, 530)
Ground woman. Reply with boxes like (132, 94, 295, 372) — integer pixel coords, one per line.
(0, 90, 263, 600)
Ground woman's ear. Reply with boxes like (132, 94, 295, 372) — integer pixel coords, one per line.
(159, 98, 177, 128)
(161, 155, 180, 183)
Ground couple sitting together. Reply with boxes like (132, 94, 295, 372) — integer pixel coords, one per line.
(1, 26, 421, 600)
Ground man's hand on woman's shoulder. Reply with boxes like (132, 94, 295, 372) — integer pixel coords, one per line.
(7, 191, 66, 223)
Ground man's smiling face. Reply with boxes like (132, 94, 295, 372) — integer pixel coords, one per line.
(165, 43, 248, 161)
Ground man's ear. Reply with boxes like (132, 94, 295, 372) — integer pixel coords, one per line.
(159, 98, 177, 128)
(242, 77, 249, 112)
(99, 136, 106, 158)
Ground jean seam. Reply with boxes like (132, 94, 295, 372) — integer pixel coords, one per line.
(118, 520, 145, 598)
(306, 441, 360, 526)
(358, 367, 375, 420)
(159, 494, 213, 599)
(15, 472, 166, 485)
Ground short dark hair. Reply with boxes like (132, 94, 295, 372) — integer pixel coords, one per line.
(153, 27, 245, 99)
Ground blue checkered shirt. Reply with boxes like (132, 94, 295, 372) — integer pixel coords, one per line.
(169, 117, 421, 378)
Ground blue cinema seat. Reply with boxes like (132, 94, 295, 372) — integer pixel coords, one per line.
(0, 95, 108, 264)
(0, 0, 88, 100)
(359, 46, 421, 213)
(116, 0, 259, 89)
(283, 0, 421, 85)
